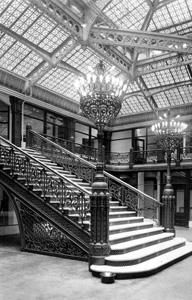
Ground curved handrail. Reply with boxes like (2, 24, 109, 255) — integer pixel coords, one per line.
(0, 135, 91, 196)
(29, 130, 162, 205)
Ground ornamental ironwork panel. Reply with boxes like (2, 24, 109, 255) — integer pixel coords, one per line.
(29, 131, 96, 184)
(17, 201, 87, 259)
(107, 177, 160, 223)
(26, 130, 161, 223)
(0, 142, 90, 227)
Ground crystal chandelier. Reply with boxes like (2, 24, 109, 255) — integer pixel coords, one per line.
(75, 60, 128, 130)
(151, 111, 188, 151)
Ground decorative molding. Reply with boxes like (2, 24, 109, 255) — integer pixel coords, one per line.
(90, 27, 192, 54)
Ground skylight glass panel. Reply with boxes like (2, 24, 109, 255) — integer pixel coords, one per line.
(167, 0, 190, 24)
(142, 73, 160, 88)
(0, 0, 13, 13)
(63, 45, 120, 76)
(38, 68, 79, 100)
(155, 69, 175, 85)
(164, 88, 185, 106)
(170, 66, 190, 82)
(23, 15, 55, 45)
(0, 41, 30, 71)
(178, 85, 192, 103)
(149, 6, 173, 30)
(0, 34, 15, 57)
(38, 26, 69, 53)
(0, 0, 28, 28)
(11, 6, 41, 35)
(153, 92, 170, 108)
(13, 52, 43, 77)
(121, 95, 151, 115)
(103, 0, 149, 30)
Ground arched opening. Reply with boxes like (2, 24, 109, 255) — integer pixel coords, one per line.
(0, 185, 21, 251)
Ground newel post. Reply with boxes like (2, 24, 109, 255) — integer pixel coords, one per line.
(89, 165, 110, 267)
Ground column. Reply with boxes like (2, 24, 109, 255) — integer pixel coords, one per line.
(10, 96, 23, 147)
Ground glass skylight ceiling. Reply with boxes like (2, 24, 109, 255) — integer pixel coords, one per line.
(0, 0, 192, 118)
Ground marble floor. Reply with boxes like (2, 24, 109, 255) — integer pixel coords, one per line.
(0, 227, 192, 300)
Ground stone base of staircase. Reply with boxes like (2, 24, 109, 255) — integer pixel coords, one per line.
(90, 242, 192, 279)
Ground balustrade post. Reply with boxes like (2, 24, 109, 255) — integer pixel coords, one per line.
(89, 165, 110, 267)
(161, 150, 175, 235)
(26, 125, 32, 148)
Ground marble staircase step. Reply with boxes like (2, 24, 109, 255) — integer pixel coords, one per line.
(110, 232, 174, 254)
(109, 221, 153, 235)
(109, 227, 164, 245)
(106, 237, 186, 266)
(90, 242, 192, 278)
(109, 216, 144, 225)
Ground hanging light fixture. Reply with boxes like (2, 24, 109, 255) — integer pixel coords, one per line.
(151, 110, 188, 151)
(74, 60, 128, 131)
(151, 110, 188, 234)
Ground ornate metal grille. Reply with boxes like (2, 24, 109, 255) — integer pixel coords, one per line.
(0, 140, 90, 227)
(17, 201, 88, 259)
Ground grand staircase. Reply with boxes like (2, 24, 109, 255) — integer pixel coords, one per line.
(0, 131, 192, 279)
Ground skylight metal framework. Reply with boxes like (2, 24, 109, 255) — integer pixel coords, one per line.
(0, 0, 192, 117)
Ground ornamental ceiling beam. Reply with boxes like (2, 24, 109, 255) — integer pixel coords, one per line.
(28, 0, 83, 39)
(89, 27, 192, 54)
(136, 53, 192, 76)
(28, 0, 133, 75)
(131, 0, 159, 77)
(24, 38, 79, 91)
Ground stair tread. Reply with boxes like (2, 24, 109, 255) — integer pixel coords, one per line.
(90, 242, 192, 275)
(107, 237, 186, 261)
(109, 227, 164, 241)
(109, 221, 153, 231)
(111, 232, 174, 250)
(109, 216, 144, 222)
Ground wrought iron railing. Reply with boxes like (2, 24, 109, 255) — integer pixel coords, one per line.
(43, 134, 131, 165)
(0, 136, 91, 228)
(27, 130, 162, 223)
(43, 134, 98, 162)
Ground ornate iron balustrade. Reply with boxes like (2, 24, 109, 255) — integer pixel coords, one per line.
(0, 136, 91, 228)
(43, 134, 98, 162)
(27, 130, 96, 185)
(27, 130, 162, 223)
(43, 134, 130, 165)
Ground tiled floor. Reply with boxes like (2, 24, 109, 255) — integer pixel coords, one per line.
(0, 228, 192, 300)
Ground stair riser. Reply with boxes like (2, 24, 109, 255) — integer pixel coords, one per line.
(109, 218, 144, 225)
(110, 235, 174, 255)
(106, 242, 186, 266)
(110, 230, 163, 245)
(109, 213, 136, 219)
(109, 223, 153, 235)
